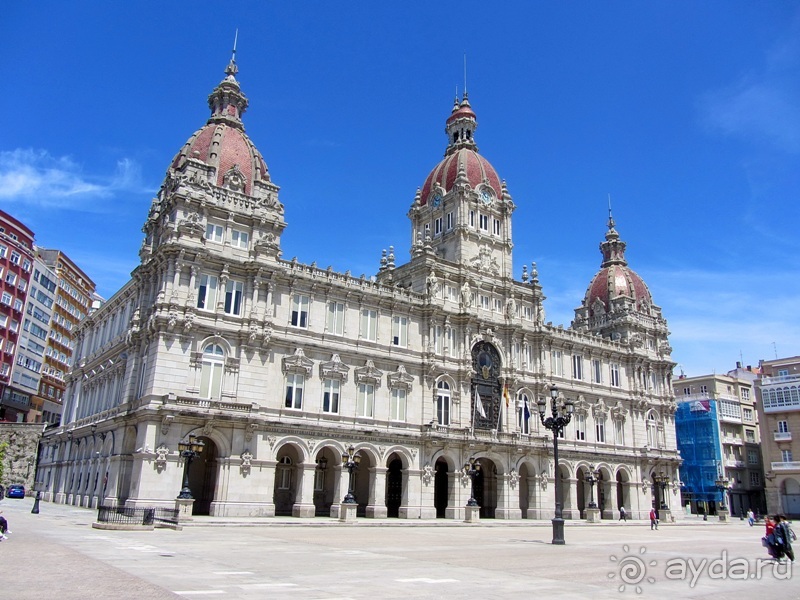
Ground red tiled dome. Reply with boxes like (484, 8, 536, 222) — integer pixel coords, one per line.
(584, 263, 653, 317)
(420, 148, 501, 206)
(169, 58, 270, 195)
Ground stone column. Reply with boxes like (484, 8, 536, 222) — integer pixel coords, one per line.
(563, 478, 579, 520)
(292, 463, 317, 518)
(261, 460, 278, 518)
(400, 468, 427, 519)
(445, 471, 465, 520)
(329, 465, 348, 519)
(366, 466, 388, 518)
(495, 472, 522, 519)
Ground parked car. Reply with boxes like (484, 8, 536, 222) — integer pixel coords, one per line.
(6, 485, 25, 498)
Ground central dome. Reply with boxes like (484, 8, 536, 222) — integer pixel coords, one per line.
(169, 57, 270, 196)
(419, 95, 502, 205)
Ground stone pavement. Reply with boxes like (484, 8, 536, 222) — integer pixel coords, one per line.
(1, 497, 797, 600)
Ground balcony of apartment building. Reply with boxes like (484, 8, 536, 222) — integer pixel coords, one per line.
(760, 374, 800, 413)
(770, 461, 800, 471)
(773, 431, 792, 442)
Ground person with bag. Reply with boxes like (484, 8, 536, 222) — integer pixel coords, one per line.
(649, 507, 658, 530)
(775, 515, 795, 562)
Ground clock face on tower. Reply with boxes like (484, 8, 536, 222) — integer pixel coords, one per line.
(431, 193, 442, 208)
(479, 188, 493, 205)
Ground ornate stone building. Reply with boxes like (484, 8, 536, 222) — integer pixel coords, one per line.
(37, 55, 680, 521)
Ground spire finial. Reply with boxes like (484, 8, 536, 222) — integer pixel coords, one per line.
(225, 29, 239, 77)
(607, 193, 615, 230)
(464, 53, 468, 97)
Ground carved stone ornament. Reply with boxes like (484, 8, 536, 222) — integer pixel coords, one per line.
(642, 480, 650, 494)
(422, 464, 434, 486)
(320, 354, 350, 381)
(266, 436, 276, 449)
(240, 450, 253, 475)
(161, 414, 174, 436)
(155, 444, 169, 470)
(388, 365, 414, 391)
(508, 469, 519, 489)
(540, 473, 548, 491)
(245, 423, 258, 442)
(282, 348, 314, 376)
(355, 360, 383, 387)
(222, 164, 246, 192)
(202, 421, 215, 436)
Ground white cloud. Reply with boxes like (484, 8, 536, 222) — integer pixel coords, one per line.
(0, 148, 150, 209)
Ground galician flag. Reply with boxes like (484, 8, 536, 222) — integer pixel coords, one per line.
(475, 391, 487, 418)
(503, 383, 511, 407)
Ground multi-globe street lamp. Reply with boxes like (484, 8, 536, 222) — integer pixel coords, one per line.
(715, 473, 730, 511)
(585, 465, 600, 509)
(463, 457, 481, 507)
(177, 434, 205, 499)
(537, 385, 574, 545)
(341, 445, 362, 504)
(653, 471, 670, 511)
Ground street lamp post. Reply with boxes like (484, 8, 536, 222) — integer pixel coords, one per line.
(463, 457, 481, 507)
(585, 465, 600, 509)
(341, 445, 362, 504)
(653, 471, 669, 511)
(537, 385, 574, 545)
(177, 435, 205, 499)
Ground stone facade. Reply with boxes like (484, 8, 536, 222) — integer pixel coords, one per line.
(0, 423, 42, 493)
(36, 56, 681, 521)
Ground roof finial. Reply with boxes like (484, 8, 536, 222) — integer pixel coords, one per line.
(225, 29, 239, 77)
(463, 52, 468, 98)
(607, 193, 616, 230)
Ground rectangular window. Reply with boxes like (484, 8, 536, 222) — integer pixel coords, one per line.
(10, 252, 20, 265)
(434, 217, 443, 236)
(4, 272, 16, 285)
(0, 245, 6, 258)
(700, 385, 708, 395)
(21, 259, 31, 272)
(592, 359, 602, 383)
(205, 223, 224, 243)
(614, 420, 624, 445)
(197, 274, 218, 311)
(610, 363, 621, 387)
(479, 295, 490, 310)
(0, 292, 11, 306)
(326, 301, 345, 336)
(433, 324, 443, 354)
(748, 449, 759, 465)
(230, 229, 249, 249)
(572, 354, 583, 380)
(469, 210, 475, 227)
(741, 388, 750, 402)
(446, 212, 454, 231)
(479, 214, 489, 231)
(745, 428, 755, 443)
(683, 387, 691, 395)
(322, 378, 340, 414)
(742, 408, 753, 422)
(750, 472, 761, 487)
(390, 388, 407, 421)
(360, 309, 377, 341)
(357, 383, 375, 418)
(285, 373, 304, 410)
(596, 419, 606, 443)
(392, 315, 408, 347)
(781, 449, 793, 462)
(291, 294, 310, 328)
(778, 420, 789, 433)
(492, 218, 501, 235)
(575, 414, 586, 440)
(223, 280, 244, 315)
(551, 350, 563, 377)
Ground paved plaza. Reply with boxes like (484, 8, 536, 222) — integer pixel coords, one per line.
(1, 498, 797, 600)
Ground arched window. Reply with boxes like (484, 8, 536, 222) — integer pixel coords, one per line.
(200, 344, 225, 399)
(518, 392, 531, 434)
(646, 412, 658, 448)
(277, 456, 293, 489)
(436, 380, 451, 426)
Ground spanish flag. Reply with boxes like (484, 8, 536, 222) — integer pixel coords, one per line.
(503, 383, 510, 407)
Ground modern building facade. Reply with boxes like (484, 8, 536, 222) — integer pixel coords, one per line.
(32, 249, 96, 425)
(757, 356, 800, 518)
(37, 56, 681, 521)
(0, 210, 36, 422)
(674, 367, 765, 516)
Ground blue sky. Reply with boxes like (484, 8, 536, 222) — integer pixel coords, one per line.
(2, 2, 799, 377)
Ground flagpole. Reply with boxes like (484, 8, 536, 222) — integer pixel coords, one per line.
(471, 388, 477, 437)
(495, 394, 503, 431)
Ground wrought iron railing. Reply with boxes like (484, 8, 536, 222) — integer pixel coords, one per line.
(97, 505, 180, 527)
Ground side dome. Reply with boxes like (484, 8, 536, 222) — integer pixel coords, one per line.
(582, 217, 654, 317)
(420, 94, 502, 205)
(169, 57, 270, 195)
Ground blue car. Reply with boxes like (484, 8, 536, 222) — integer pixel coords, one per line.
(5, 485, 25, 498)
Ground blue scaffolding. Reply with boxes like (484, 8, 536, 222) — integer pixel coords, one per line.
(675, 398, 724, 512)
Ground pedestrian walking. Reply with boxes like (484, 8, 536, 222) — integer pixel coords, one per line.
(747, 508, 754, 527)
(649, 507, 658, 530)
(764, 516, 780, 560)
(619, 506, 627, 522)
(0, 511, 9, 540)
(774, 515, 796, 562)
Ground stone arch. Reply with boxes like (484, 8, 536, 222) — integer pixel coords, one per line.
(780, 477, 800, 517)
(382, 445, 414, 469)
(515, 456, 539, 519)
(273, 442, 304, 516)
(183, 426, 231, 460)
(197, 335, 234, 355)
(271, 436, 311, 463)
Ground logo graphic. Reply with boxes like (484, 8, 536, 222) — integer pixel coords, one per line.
(609, 545, 657, 594)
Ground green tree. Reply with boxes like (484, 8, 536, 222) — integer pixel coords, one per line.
(0, 441, 8, 484)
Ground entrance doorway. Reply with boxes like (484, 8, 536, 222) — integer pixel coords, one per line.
(386, 457, 403, 518)
(434, 459, 449, 518)
(190, 436, 217, 516)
